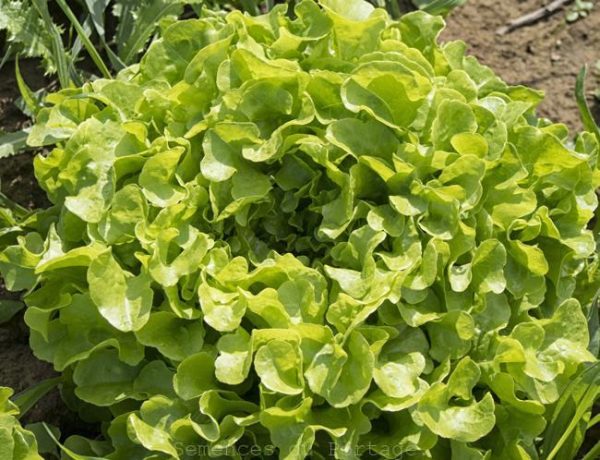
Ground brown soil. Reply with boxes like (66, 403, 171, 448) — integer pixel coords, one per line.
(0, 59, 63, 428)
(0, 59, 49, 209)
(442, 0, 600, 133)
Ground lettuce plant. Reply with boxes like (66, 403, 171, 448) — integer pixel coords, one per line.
(0, 387, 43, 460)
(1, 0, 599, 458)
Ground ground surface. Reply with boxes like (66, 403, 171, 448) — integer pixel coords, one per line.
(0, 0, 599, 448)
(0, 59, 49, 209)
(442, 0, 600, 132)
(0, 59, 64, 427)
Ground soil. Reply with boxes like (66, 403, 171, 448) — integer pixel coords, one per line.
(0, 59, 49, 210)
(0, 59, 65, 428)
(442, 0, 600, 132)
(0, 0, 599, 453)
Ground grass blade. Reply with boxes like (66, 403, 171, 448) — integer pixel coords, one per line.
(115, 2, 136, 50)
(83, 0, 109, 39)
(13, 377, 61, 418)
(119, 0, 184, 65)
(0, 174, 29, 219)
(0, 300, 24, 324)
(0, 191, 29, 220)
(414, 0, 466, 15)
(31, 0, 71, 88)
(92, 15, 127, 72)
(42, 423, 106, 460)
(0, 129, 29, 159)
(55, 0, 111, 79)
(576, 65, 600, 143)
(542, 362, 600, 460)
(386, 0, 404, 18)
(240, 0, 260, 14)
(588, 413, 600, 429)
(81, 0, 126, 70)
(589, 296, 600, 357)
(15, 57, 41, 116)
(582, 440, 600, 460)
(0, 43, 15, 72)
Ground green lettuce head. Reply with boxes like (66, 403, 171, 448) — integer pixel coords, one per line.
(1, 0, 599, 458)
